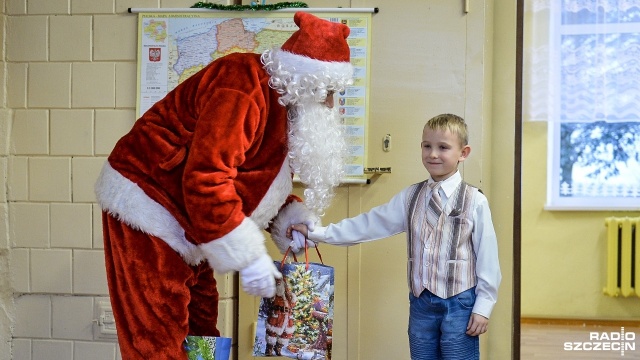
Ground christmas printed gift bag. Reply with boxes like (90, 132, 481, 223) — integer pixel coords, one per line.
(183, 336, 232, 360)
(253, 247, 334, 359)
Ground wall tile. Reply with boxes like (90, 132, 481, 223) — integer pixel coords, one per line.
(0, 14, 4, 57)
(0, 49, 5, 100)
(10, 248, 30, 293)
(31, 249, 73, 293)
(94, 110, 135, 155)
(9, 203, 50, 248)
(6, 0, 27, 15)
(72, 63, 115, 108)
(11, 338, 32, 360)
(7, 62, 27, 109)
(93, 204, 104, 249)
(6, 16, 47, 61)
(94, 15, 137, 61)
(52, 295, 94, 340)
(72, 0, 115, 14)
(29, 157, 71, 202)
(50, 16, 92, 61)
(51, 203, 92, 248)
(28, 63, 72, 108)
(28, 0, 70, 15)
(0, 204, 8, 250)
(115, 62, 137, 109)
(32, 340, 73, 360)
(0, 158, 6, 203)
(74, 341, 117, 360)
(11, 110, 49, 155)
(8, 156, 28, 201)
(13, 295, 51, 338)
(73, 249, 108, 295)
(0, 110, 11, 155)
(72, 157, 106, 203)
(50, 109, 94, 156)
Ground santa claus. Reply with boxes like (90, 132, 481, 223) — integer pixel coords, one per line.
(94, 11, 353, 359)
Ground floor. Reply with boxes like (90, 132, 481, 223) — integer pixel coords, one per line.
(520, 322, 640, 359)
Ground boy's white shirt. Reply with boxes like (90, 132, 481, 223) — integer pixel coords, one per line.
(307, 171, 502, 318)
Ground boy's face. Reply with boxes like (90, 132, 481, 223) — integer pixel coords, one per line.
(421, 127, 471, 182)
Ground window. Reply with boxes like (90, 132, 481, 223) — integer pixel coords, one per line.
(525, 0, 640, 210)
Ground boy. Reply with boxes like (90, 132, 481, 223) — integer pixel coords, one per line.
(288, 113, 501, 360)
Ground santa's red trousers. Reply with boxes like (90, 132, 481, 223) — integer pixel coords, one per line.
(102, 212, 220, 359)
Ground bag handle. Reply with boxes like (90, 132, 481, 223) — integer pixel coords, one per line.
(280, 242, 324, 270)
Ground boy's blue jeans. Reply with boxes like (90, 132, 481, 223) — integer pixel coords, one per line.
(408, 287, 479, 360)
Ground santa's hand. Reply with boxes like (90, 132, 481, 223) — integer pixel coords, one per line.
(239, 254, 282, 298)
(290, 229, 316, 253)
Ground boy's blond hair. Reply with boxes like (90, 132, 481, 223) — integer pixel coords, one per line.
(424, 113, 469, 146)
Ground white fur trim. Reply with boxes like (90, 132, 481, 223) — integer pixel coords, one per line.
(250, 158, 293, 229)
(270, 201, 320, 254)
(95, 161, 288, 270)
(271, 48, 353, 83)
(94, 162, 204, 265)
(199, 217, 266, 273)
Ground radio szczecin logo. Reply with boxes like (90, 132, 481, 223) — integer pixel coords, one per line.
(564, 327, 636, 356)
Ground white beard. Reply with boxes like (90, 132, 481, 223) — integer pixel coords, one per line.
(287, 99, 347, 216)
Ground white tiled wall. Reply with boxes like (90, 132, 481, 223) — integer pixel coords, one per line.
(2, 1, 237, 359)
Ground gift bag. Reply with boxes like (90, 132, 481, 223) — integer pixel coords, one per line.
(253, 245, 334, 359)
(183, 336, 232, 360)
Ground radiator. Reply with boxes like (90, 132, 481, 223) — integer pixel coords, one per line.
(603, 217, 640, 297)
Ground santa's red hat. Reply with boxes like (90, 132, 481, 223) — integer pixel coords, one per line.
(269, 12, 354, 86)
(282, 12, 351, 63)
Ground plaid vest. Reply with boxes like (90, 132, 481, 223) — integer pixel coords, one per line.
(406, 180, 478, 298)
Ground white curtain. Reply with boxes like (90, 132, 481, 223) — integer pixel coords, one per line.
(523, 0, 553, 122)
(523, 0, 640, 122)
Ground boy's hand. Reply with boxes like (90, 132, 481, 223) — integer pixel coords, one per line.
(286, 224, 309, 238)
(286, 225, 314, 253)
(466, 313, 489, 336)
